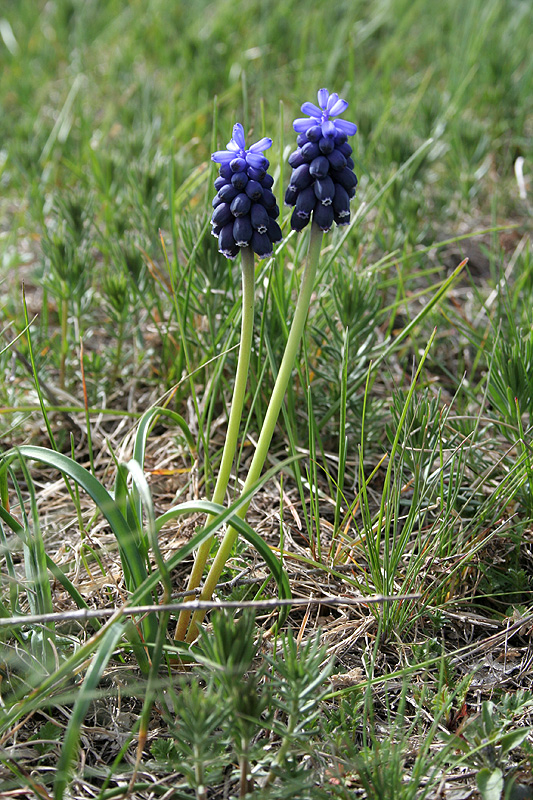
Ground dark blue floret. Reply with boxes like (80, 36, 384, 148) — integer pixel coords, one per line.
(219, 223, 239, 258)
(245, 180, 264, 201)
(251, 230, 273, 258)
(230, 157, 247, 173)
(332, 184, 351, 218)
(334, 132, 348, 146)
(219, 163, 233, 180)
(231, 193, 252, 217)
(231, 171, 248, 191)
(212, 202, 233, 228)
(314, 203, 334, 231)
(251, 203, 270, 233)
(301, 142, 321, 161)
(290, 208, 310, 231)
(334, 211, 351, 226)
(289, 164, 313, 190)
(318, 136, 335, 155)
(219, 183, 238, 202)
(262, 189, 277, 209)
(314, 175, 335, 205)
(327, 149, 347, 171)
(288, 149, 306, 168)
(247, 166, 267, 182)
(309, 156, 330, 179)
(233, 216, 253, 246)
(286, 89, 358, 233)
(268, 218, 283, 243)
(306, 125, 322, 142)
(211, 123, 281, 259)
(285, 185, 299, 206)
(335, 167, 358, 192)
(253, 156, 270, 172)
(295, 186, 317, 218)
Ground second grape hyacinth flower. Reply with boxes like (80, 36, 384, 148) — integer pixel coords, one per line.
(285, 88, 358, 232)
(211, 123, 283, 259)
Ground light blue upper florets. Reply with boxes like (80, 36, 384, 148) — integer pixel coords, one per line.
(212, 123, 273, 171)
(293, 88, 357, 139)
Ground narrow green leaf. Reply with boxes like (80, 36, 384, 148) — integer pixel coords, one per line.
(133, 405, 197, 467)
(130, 405, 196, 538)
(318, 258, 466, 429)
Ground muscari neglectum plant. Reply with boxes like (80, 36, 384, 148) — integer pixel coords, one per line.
(176, 89, 358, 644)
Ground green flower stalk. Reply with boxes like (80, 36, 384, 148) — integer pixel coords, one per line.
(185, 222, 324, 642)
(174, 245, 255, 641)
(175, 124, 280, 641)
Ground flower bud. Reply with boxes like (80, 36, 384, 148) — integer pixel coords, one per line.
(218, 223, 239, 259)
(230, 157, 247, 172)
(219, 183, 238, 202)
(314, 203, 334, 231)
(212, 202, 233, 227)
(231, 171, 249, 191)
(295, 186, 317, 217)
(289, 149, 305, 168)
(251, 230, 273, 258)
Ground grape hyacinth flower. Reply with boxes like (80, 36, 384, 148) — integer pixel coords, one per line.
(285, 89, 358, 232)
(211, 123, 282, 259)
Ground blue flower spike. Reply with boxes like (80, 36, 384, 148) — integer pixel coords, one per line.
(286, 89, 358, 232)
(211, 123, 282, 259)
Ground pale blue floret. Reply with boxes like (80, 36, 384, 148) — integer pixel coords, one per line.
(293, 89, 357, 138)
(212, 123, 272, 168)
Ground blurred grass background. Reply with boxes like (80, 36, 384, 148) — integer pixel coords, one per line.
(1, 0, 531, 415)
(2, 0, 530, 227)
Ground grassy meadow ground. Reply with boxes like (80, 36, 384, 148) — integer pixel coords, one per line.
(1, 0, 533, 797)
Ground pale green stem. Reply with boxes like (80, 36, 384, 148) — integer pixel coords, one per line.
(59, 292, 68, 390)
(186, 223, 324, 642)
(174, 245, 256, 641)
